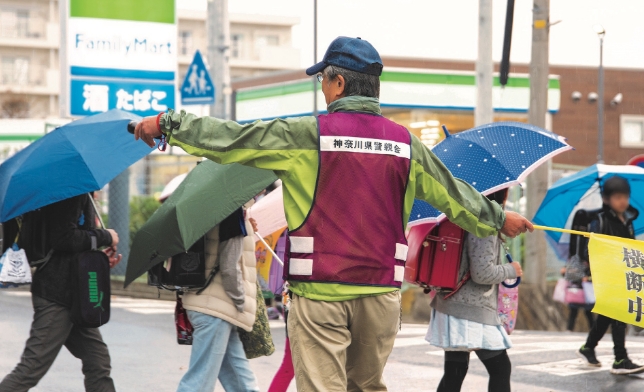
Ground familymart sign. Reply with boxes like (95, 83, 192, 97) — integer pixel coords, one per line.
(66, 0, 176, 117)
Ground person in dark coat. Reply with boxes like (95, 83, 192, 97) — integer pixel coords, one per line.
(578, 176, 644, 374)
(0, 193, 122, 392)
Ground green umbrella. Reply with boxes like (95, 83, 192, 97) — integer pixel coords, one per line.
(124, 160, 277, 287)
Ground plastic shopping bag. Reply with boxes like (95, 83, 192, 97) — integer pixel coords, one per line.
(565, 286, 586, 304)
(0, 247, 32, 287)
(553, 278, 567, 303)
(582, 281, 595, 304)
(498, 284, 519, 334)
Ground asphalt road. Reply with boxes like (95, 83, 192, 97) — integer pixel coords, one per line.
(1, 290, 644, 392)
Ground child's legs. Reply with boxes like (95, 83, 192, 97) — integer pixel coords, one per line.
(437, 351, 470, 392)
(610, 319, 628, 360)
(586, 314, 612, 349)
(583, 307, 595, 330)
(567, 305, 580, 331)
(475, 350, 511, 392)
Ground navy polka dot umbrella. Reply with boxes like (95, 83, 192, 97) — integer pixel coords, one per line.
(409, 122, 572, 227)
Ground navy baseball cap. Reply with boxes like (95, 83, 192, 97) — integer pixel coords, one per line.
(306, 36, 383, 77)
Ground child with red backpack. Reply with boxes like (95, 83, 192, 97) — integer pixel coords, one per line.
(425, 189, 522, 392)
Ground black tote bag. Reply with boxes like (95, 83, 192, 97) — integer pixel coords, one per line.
(71, 250, 111, 328)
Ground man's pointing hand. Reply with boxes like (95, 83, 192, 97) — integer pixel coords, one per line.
(500, 211, 534, 238)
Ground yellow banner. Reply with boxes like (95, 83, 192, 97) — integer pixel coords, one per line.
(589, 233, 644, 327)
(255, 228, 286, 283)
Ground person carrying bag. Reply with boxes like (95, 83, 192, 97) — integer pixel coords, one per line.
(176, 208, 266, 392)
(425, 190, 521, 392)
(0, 194, 122, 392)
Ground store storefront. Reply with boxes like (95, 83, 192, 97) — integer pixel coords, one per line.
(0, 119, 68, 163)
(234, 67, 561, 147)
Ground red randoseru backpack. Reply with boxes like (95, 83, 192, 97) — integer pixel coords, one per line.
(404, 220, 468, 296)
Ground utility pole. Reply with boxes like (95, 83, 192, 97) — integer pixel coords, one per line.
(475, 0, 494, 126)
(208, 0, 231, 119)
(59, 0, 68, 118)
(312, 0, 318, 116)
(525, 0, 550, 292)
(597, 28, 605, 163)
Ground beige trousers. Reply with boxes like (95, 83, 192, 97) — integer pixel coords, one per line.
(288, 291, 400, 392)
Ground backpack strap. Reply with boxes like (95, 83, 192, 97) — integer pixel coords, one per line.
(195, 264, 220, 295)
(574, 234, 581, 257)
(598, 212, 605, 234)
(442, 271, 471, 300)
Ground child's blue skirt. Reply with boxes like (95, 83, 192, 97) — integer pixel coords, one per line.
(426, 309, 513, 351)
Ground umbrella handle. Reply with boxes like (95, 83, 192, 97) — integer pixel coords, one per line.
(255, 232, 284, 267)
(88, 194, 118, 255)
(127, 121, 162, 140)
(127, 121, 137, 134)
(502, 253, 521, 288)
(89, 194, 105, 229)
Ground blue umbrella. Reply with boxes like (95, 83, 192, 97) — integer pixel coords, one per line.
(409, 122, 572, 226)
(0, 109, 151, 222)
(533, 164, 644, 259)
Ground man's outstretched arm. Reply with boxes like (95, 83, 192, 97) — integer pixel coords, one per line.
(134, 110, 318, 172)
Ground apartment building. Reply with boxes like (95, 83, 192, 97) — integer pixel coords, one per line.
(0, 0, 300, 119)
(177, 10, 300, 82)
(0, 0, 59, 119)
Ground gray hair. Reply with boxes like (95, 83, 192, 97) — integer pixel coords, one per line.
(323, 65, 380, 98)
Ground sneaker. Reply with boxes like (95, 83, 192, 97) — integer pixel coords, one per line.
(610, 358, 644, 375)
(577, 345, 601, 367)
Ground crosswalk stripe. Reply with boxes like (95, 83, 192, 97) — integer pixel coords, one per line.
(517, 354, 644, 377)
(425, 341, 644, 357)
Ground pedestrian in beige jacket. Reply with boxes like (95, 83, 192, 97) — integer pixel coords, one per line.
(177, 209, 260, 392)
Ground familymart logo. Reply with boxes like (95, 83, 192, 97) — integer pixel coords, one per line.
(88, 272, 104, 311)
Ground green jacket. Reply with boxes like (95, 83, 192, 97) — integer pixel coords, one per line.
(160, 96, 506, 301)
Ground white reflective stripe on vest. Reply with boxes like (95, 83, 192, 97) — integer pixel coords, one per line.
(289, 258, 313, 276)
(394, 265, 405, 282)
(290, 236, 314, 254)
(395, 243, 408, 261)
(320, 136, 411, 159)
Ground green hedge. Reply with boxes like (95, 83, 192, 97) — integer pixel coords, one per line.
(129, 196, 161, 247)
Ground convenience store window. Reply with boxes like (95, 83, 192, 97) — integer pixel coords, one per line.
(382, 109, 527, 149)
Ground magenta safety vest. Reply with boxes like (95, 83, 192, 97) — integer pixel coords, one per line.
(284, 111, 412, 288)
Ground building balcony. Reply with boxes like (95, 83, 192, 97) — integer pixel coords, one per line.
(180, 46, 301, 71)
(177, 11, 300, 27)
(230, 46, 300, 71)
(0, 68, 59, 95)
(0, 23, 59, 50)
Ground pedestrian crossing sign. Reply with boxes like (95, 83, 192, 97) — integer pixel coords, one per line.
(180, 50, 215, 105)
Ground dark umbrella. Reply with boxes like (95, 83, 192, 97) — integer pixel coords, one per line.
(125, 160, 277, 286)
